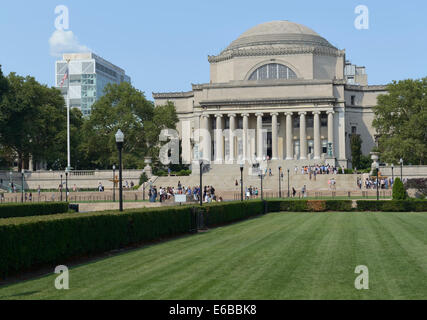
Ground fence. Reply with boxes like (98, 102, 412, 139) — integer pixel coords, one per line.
(0, 190, 146, 204)
(233, 190, 393, 201)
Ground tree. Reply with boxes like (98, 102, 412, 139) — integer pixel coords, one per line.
(350, 134, 363, 169)
(0, 65, 9, 102)
(81, 82, 178, 169)
(0, 73, 68, 170)
(405, 178, 427, 198)
(373, 78, 427, 165)
(392, 178, 407, 200)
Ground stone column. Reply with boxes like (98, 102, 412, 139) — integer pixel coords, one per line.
(327, 110, 335, 157)
(242, 113, 249, 162)
(200, 114, 210, 161)
(255, 113, 264, 161)
(271, 112, 279, 160)
(299, 112, 307, 160)
(313, 111, 321, 160)
(228, 113, 236, 163)
(215, 114, 224, 164)
(285, 112, 293, 160)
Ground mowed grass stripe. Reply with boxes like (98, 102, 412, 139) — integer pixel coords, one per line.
(0, 212, 426, 300)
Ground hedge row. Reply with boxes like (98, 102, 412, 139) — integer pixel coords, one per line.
(0, 202, 70, 219)
(204, 200, 264, 227)
(265, 200, 426, 212)
(356, 200, 427, 212)
(0, 201, 264, 277)
(0, 205, 195, 277)
(265, 200, 353, 212)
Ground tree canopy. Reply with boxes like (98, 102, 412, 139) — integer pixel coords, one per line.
(80, 82, 178, 169)
(0, 72, 76, 170)
(373, 78, 427, 165)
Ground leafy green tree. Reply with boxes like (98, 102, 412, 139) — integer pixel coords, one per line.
(373, 78, 427, 165)
(350, 134, 363, 169)
(358, 155, 373, 170)
(0, 65, 8, 101)
(0, 73, 68, 170)
(81, 82, 178, 169)
(392, 178, 407, 200)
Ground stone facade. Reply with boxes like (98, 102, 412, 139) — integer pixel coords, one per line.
(153, 21, 387, 170)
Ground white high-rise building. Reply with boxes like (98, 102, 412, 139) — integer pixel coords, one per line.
(55, 53, 131, 116)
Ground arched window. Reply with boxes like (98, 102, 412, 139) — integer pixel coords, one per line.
(248, 63, 297, 81)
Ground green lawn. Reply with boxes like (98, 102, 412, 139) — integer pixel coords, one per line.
(0, 211, 426, 300)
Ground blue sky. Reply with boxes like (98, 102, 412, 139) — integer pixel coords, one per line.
(1, 0, 426, 100)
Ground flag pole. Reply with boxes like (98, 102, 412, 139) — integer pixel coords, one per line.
(66, 59, 71, 170)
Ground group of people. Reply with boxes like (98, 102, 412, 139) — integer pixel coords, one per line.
(245, 186, 260, 199)
(360, 177, 397, 190)
(295, 165, 343, 177)
(148, 182, 222, 203)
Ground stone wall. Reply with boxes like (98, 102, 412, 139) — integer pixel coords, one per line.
(0, 170, 144, 190)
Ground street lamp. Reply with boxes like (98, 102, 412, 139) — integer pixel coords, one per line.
(112, 164, 116, 202)
(199, 160, 203, 206)
(115, 129, 124, 212)
(391, 163, 394, 184)
(399, 158, 403, 181)
(240, 163, 244, 201)
(287, 169, 290, 198)
(258, 172, 264, 201)
(21, 169, 24, 203)
(60, 174, 63, 201)
(278, 166, 282, 198)
(376, 163, 380, 201)
(65, 167, 70, 202)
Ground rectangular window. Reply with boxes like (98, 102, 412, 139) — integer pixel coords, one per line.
(321, 114, 328, 127)
(306, 115, 314, 128)
(352, 126, 357, 134)
(351, 95, 356, 105)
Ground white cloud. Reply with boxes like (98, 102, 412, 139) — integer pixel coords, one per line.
(49, 30, 90, 57)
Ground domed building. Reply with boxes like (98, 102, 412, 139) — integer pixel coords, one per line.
(153, 21, 386, 169)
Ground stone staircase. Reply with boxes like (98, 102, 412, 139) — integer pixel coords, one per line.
(144, 161, 361, 194)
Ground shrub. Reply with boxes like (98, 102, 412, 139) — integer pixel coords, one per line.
(139, 172, 148, 186)
(356, 200, 427, 212)
(266, 200, 353, 212)
(0, 202, 70, 219)
(307, 200, 326, 212)
(203, 200, 263, 227)
(392, 178, 407, 200)
(280, 200, 308, 212)
(405, 178, 427, 198)
(325, 200, 353, 211)
(0, 205, 194, 277)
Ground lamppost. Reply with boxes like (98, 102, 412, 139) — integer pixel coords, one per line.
(391, 163, 394, 184)
(115, 129, 124, 212)
(287, 169, 290, 198)
(21, 169, 24, 203)
(259, 172, 264, 200)
(65, 167, 69, 202)
(240, 164, 244, 201)
(278, 166, 282, 198)
(376, 163, 380, 201)
(60, 174, 63, 202)
(199, 160, 203, 206)
(112, 164, 116, 202)
(399, 158, 403, 181)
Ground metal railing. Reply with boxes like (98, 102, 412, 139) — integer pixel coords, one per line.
(233, 190, 393, 201)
